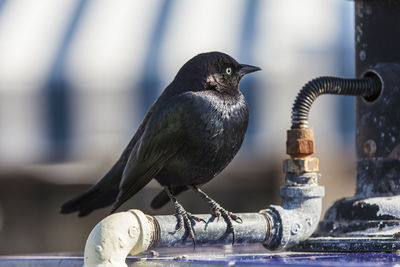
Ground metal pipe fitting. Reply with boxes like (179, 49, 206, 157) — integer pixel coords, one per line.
(83, 168, 324, 266)
(83, 209, 154, 267)
(153, 213, 269, 247)
(262, 183, 324, 250)
(83, 126, 324, 267)
(83, 210, 272, 267)
(262, 126, 324, 250)
(84, 186, 324, 267)
(83, 181, 324, 267)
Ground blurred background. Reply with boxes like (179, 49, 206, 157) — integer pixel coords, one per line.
(0, 0, 356, 254)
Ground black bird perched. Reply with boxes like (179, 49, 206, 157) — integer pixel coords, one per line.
(61, 51, 261, 242)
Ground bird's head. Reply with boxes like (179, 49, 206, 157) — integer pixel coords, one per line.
(176, 52, 261, 95)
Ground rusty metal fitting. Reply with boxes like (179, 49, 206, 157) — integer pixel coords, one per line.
(283, 157, 319, 174)
(363, 139, 377, 157)
(286, 128, 315, 157)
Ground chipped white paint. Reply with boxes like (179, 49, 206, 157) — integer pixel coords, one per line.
(83, 209, 153, 267)
(356, 196, 400, 219)
(359, 50, 366, 61)
(348, 224, 400, 236)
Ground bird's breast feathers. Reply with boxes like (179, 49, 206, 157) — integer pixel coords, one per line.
(179, 90, 249, 143)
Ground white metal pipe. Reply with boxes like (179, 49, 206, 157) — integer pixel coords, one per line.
(83, 183, 324, 267)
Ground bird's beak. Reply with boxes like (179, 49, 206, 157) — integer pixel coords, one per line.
(238, 64, 261, 77)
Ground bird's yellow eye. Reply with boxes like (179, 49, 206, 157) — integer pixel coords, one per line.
(226, 67, 232, 75)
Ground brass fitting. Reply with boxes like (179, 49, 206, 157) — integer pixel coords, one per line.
(286, 128, 314, 158)
(284, 128, 319, 176)
(283, 157, 319, 173)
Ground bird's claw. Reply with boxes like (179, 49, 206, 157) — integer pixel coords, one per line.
(210, 204, 241, 244)
(212, 208, 221, 222)
(188, 212, 207, 224)
(166, 187, 207, 248)
(171, 210, 206, 249)
(189, 186, 242, 244)
(171, 214, 184, 233)
(228, 212, 243, 224)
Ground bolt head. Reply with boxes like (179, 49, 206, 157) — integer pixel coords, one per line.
(283, 157, 319, 173)
(363, 139, 377, 157)
(287, 129, 315, 156)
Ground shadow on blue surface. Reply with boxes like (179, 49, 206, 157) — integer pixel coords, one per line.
(2, 247, 400, 266)
(143, 253, 400, 266)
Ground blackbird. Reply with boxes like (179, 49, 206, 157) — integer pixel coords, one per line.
(61, 51, 261, 243)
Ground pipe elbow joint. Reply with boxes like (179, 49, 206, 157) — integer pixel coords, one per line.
(83, 209, 155, 267)
(262, 184, 324, 250)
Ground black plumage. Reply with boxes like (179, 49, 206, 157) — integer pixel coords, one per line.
(61, 51, 260, 242)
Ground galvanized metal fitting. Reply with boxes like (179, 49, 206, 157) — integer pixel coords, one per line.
(83, 210, 272, 266)
(269, 126, 323, 250)
(283, 157, 319, 174)
(285, 173, 319, 186)
(262, 185, 324, 250)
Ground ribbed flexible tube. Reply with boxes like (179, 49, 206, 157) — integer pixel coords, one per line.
(291, 76, 381, 129)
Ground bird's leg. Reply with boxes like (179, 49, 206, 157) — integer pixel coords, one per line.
(189, 185, 242, 244)
(164, 186, 205, 246)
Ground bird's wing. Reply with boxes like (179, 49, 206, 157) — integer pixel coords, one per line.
(111, 92, 199, 212)
(61, 88, 178, 216)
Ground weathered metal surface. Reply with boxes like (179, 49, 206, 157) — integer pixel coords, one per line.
(283, 158, 319, 174)
(356, 64, 400, 162)
(285, 173, 319, 186)
(264, 185, 324, 250)
(324, 196, 400, 221)
(267, 122, 324, 251)
(153, 213, 269, 247)
(354, 1, 400, 79)
(318, 195, 400, 236)
(317, 0, 400, 241)
(356, 158, 400, 197)
(286, 129, 315, 156)
(355, 0, 400, 188)
(363, 139, 377, 157)
(295, 237, 400, 253)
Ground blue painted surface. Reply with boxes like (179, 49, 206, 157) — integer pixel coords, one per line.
(139, 253, 400, 266)
(2, 253, 400, 266)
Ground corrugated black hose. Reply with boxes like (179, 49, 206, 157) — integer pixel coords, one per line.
(291, 76, 382, 129)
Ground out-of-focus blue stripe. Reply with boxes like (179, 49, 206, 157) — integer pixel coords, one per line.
(44, 0, 91, 160)
(136, 0, 175, 119)
(337, 1, 355, 144)
(238, 0, 261, 148)
(0, 0, 7, 14)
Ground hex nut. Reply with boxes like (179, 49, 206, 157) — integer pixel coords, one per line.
(363, 139, 377, 157)
(283, 157, 319, 173)
(286, 129, 315, 157)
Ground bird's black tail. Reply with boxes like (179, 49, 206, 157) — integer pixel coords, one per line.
(150, 185, 187, 209)
(60, 161, 123, 217)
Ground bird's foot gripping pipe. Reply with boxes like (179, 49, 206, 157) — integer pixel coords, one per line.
(83, 185, 324, 266)
(82, 130, 324, 267)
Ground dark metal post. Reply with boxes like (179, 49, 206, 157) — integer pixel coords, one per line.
(354, 1, 400, 195)
(296, 0, 400, 252)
